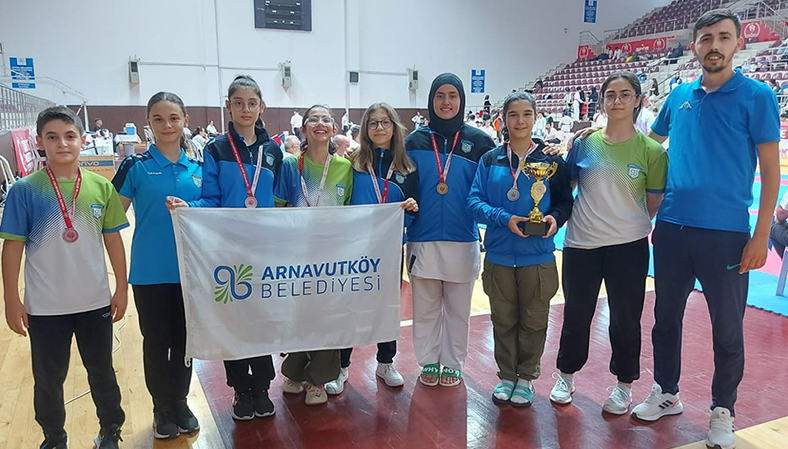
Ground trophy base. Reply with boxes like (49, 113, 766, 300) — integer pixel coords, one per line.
(519, 221, 549, 236)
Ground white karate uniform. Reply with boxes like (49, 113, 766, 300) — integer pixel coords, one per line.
(407, 241, 480, 370)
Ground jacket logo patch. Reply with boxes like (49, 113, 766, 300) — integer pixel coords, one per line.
(627, 163, 642, 179)
(265, 152, 274, 166)
(192, 175, 202, 188)
(679, 101, 692, 110)
(395, 173, 405, 184)
(91, 204, 104, 219)
(337, 184, 346, 198)
(461, 140, 473, 154)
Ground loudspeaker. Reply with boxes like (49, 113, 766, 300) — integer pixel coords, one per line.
(349, 71, 359, 83)
(408, 68, 418, 91)
(128, 59, 140, 84)
(281, 63, 292, 89)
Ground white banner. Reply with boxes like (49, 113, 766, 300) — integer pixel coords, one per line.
(172, 203, 404, 361)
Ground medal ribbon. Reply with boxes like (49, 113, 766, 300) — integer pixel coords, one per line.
(299, 152, 333, 207)
(45, 166, 81, 232)
(228, 133, 264, 202)
(367, 163, 394, 204)
(430, 131, 460, 185)
(506, 141, 536, 191)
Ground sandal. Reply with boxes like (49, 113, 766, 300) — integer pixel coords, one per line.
(419, 364, 440, 387)
(439, 367, 462, 387)
(510, 381, 534, 408)
(492, 380, 515, 404)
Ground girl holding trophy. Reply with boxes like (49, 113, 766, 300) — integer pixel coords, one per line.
(468, 91, 573, 406)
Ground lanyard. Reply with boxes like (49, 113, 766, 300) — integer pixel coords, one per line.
(505, 141, 536, 190)
(367, 162, 394, 204)
(430, 131, 460, 184)
(227, 133, 264, 202)
(45, 166, 81, 233)
(299, 152, 333, 207)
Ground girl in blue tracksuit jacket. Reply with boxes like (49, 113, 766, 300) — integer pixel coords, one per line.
(468, 91, 573, 406)
(322, 102, 420, 394)
(169, 75, 282, 422)
(405, 73, 495, 388)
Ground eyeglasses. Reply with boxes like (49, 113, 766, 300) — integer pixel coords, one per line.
(306, 116, 334, 126)
(603, 92, 636, 104)
(367, 119, 393, 130)
(230, 100, 260, 111)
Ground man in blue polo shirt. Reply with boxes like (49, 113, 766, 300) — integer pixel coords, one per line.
(630, 9, 780, 449)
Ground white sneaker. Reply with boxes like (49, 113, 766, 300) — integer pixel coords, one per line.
(549, 372, 575, 405)
(376, 363, 404, 387)
(706, 407, 735, 449)
(304, 383, 328, 406)
(602, 383, 632, 415)
(325, 367, 349, 395)
(631, 383, 684, 421)
(282, 378, 304, 395)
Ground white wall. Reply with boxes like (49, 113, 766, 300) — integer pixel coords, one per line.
(0, 0, 671, 109)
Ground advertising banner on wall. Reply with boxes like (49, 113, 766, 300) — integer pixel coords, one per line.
(609, 36, 673, 54)
(742, 20, 780, 43)
(10, 126, 37, 177)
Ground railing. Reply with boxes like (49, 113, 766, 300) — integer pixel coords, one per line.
(731, 0, 788, 38)
(0, 83, 55, 131)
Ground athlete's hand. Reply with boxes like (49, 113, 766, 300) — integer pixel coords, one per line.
(569, 126, 601, 148)
(543, 215, 558, 238)
(542, 143, 563, 156)
(110, 289, 128, 323)
(739, 236, 768, 274)
(401, 198, 419, 212)
(166, 196, 190, 211)
(5, 298, 28, 337)
(508, 215, 529, 238)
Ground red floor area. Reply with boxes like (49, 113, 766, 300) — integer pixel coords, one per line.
(194, 289, 788, 449)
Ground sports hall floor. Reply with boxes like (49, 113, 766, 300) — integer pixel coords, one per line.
(1, 200, 787, 449)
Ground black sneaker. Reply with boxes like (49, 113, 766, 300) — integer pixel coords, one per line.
(252, 389, 275, 418)
(153, 406, 180, 439)
(174, 400, 200, 433)
(93, 426, 122, 449)
(232, 390, 254, 420)
(39, 437, 67, 449)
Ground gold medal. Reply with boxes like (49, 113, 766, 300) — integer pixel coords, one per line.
(437, 182, 449, 195)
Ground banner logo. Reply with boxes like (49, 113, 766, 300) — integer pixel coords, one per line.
(212, 257, 383, 303)
(744, 22, 760, 39)
(214, 264, 254, 303)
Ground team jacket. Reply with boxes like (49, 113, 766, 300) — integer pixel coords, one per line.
(405, 124, 495, 242)
(188, 122, 283, 208)
(468, 140, 574, 267)
(350, 147, 420, 241)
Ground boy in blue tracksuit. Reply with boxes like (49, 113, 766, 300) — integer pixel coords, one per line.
(468, 92, 573, 406)
(405, 73, 495, 387)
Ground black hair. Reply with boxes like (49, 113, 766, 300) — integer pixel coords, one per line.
(502, 91, 537, 117)
(228, 75, 264, 128)
(600, 71, 642, 123)
(301, 104, 338, 155)
(93, 118, 102, 123)
(37, 106, 84, 136)
(693, 8, 741, 41)
(146, 91, 190, 151)
(501, 92, 536, 142)
(193, 126, 204, 134)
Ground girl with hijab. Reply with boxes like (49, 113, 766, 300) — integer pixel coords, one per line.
(405, 73, 495, 387)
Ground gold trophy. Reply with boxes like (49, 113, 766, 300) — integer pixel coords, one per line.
(520, 161, 559, 236)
